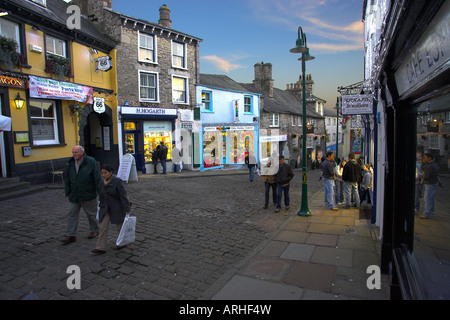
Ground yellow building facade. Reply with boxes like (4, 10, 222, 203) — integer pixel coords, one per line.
(0, 0, 118, 184)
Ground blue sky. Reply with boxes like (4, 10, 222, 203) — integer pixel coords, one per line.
(112, 0, 365, 109)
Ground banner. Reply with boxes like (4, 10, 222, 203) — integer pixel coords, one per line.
(29, 76, 93, 104)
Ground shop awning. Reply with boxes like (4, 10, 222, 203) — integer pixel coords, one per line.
(0, 115, 11, 132)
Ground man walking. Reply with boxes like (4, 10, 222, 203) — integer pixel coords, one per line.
(343, 152, 362, 208)
(275, 156, 294, 212)
(61, 145, 101, 244)
(420, 153, 440, 219)
(321, 151, 338, 211)
(159, 141, 168, 174)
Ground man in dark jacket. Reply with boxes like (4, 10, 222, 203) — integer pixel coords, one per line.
(321, 151, 338, 211)
(420, 153, 440, 219)
(342, 152, 362, 208)
(159, 141, 168, 174)
(275, 156, 294, 212)
(61, 145, 101, 244)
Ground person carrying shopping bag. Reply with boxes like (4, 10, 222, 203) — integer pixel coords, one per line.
(92, 164, 131, 254)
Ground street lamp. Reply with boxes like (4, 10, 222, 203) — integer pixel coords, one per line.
(335, 97, 340, 163)
(290, 27, 315, 217)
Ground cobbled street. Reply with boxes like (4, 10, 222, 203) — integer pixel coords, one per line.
(0, 169, 322, 300)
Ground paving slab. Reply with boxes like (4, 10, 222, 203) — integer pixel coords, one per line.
(280, 243, 315, 262)
(310, 246, 353, 267)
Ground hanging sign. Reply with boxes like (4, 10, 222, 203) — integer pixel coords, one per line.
(341, 95, 373, 115)
(233, 100, 239, 122)
(93, 97, 105, 114)
(29, 76, 93, 104)
(96, 56, 113, 72)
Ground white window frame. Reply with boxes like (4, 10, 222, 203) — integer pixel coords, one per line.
(139, 70, 159, 102)
(298, 116, 302, 126)
(29, 98, 59, 146)
(172, 41, 187, 69)
(201, 90, 212, 112)
(269, 113, 279, 127)
(429, 133, 440, 150)
(45, 35, 66, 58)
(172, 75, 189, 104)
(244, 95, 253, 114)
(0, 18, 21, 53)
(138, 32, 157, 64)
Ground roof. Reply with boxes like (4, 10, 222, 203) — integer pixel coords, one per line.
(198, 74, 259, 94)
(2, 0, 117, 52)
(323, 107, 338, 117)
(239, 83, 323, 118)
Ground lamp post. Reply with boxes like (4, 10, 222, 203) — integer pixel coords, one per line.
(335, 97, 340, 162)
(290, 27, 314, 217)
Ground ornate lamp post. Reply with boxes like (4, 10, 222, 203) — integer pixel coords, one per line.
(290, 27, 315, 217)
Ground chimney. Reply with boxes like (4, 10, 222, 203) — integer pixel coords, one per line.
(253, 62, 274, 98)
(159, 4, 172, 28)
(103, 0, 113, 9)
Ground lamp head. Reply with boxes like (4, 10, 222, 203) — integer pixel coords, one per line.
(290, 26, 308, 54)
(14, 93, 25, 109)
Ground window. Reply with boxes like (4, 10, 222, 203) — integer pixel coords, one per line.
(45, 35, 66, 57)
(0, 18, 21, 52)
(30, 0, 46, 6)
(298, 117, 302, 126)
(172, 41, 186, 68)
(244, 96, 253, 113)
(172, 76, 188, 104)
(202, 91, 212, 111)
(291, 115, 295, 126)
(30, 99, 59, 145)
(139, 33, 156, 63)
(269, 113, 279, 127)
(445, 111, 450, 123)
(429, 133, 440, 150)
(139, 71, 158, 101)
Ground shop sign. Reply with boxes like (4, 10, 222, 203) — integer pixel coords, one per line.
(93, 97, 105, 114)
(121, 106, 177, 116)
(395, 1, 450, 97)
(0, 75, 25, 88)
(341, 95, 373, 115)
(181, 122, 193, 130)
(96, 56, 113, 72)
(28, 76, 93, 104)
(260, 135, 287, 142)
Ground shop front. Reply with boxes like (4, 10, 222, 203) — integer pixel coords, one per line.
(119, 106, 178, 172)
(201, 125, 257, 170)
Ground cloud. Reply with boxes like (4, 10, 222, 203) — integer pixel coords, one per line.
(201, 55, 245, 73)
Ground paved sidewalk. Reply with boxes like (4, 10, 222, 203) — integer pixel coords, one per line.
(205, 187, 390, 300)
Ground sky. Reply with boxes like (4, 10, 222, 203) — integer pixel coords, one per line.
(111, 0, 365, 110)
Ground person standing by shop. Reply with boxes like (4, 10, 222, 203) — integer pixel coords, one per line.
(275, 156, 294, 212)
(171, 144, 182, 173)
(245, 152, 257, 182)
(61, 145, 101, 244)
(261, 153, 278, 209)
(92, 164, 131, 254)
(343, 152, 362, 208)
(335, 159, 346, 205)
(321, 152, 339, 211)
(152, 145, 160, 174)
(360, 163, 373, 206)
(420, 153, 440, 219)
(159, 141, 168, 175)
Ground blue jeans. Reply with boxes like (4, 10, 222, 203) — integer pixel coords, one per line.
(248, 166, 255, 181)
(161, 159, 167, 174)
(323, 178, 336, 209)
(276, 184, 290, 209)
(172, 163, 179, 173)
(264, 182, 277, 207)
(415, 183, 422, 210)
(423, 183, 437, 218)
(345, 181, 360, 207)
(335, 180, 344, 204)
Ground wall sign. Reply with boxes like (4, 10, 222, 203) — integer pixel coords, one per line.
(394, 1, 450, 97)
(0, 76, 25, 88)
(96, 56, 113, 72)
(93, 97, 105, 114)
(121, 106, 177, 116)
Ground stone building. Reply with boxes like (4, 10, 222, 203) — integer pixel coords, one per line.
(240, 62, 324, 168)
(78, 1, 202, 171)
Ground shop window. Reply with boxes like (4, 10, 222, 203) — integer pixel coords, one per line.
(172, 41, 186, 69)
(139, 32, 156, 63)
(139, 71, 158, 102)
(45, 35, 66, 58)
(203, 131, 221, 168)
(29, 99, 59, 146)
(143, 121, 172, 163)
(244, 96, 253, 113)
(172, 76, 188, 104)
(202, 90, 212, 111)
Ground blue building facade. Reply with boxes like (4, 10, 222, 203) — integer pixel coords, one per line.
(196, 74, 260, 170)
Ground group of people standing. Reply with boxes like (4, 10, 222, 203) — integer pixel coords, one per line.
(152, 142, 183, 174)
(321, 151, 373, 211)
(415, 152, 440, 219)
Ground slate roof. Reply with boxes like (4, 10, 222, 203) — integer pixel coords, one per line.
(2, 0, 117, 51)
(198, 74, 258, 94)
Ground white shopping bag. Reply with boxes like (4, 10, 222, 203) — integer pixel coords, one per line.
(116, 215, 136, 246)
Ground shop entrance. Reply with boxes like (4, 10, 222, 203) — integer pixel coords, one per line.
(124, 121, 144, 171)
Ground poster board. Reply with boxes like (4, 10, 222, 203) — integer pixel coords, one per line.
(117, 154, 138, 183)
